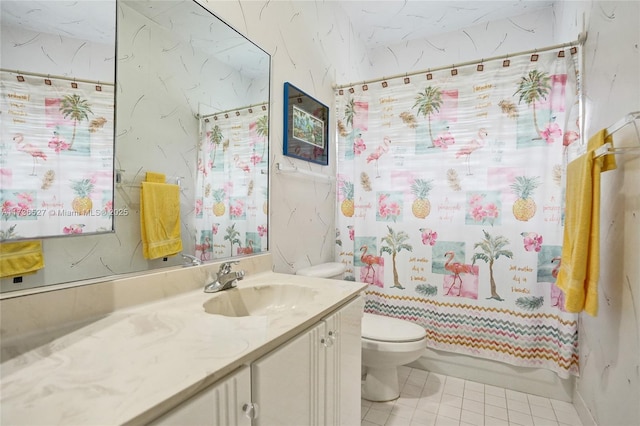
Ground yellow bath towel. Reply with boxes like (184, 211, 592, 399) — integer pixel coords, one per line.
(0, 240, 44, 278)
(556, 129, 617, 316)
(140, 181, 182, 260)
(145, 172, 166, 183)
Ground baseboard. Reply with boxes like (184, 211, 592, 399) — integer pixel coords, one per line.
(572, 388, 597, 426)
(408, 347, 574, 402)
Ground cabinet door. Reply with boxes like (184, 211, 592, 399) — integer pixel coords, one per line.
(149, 365, 251, 426)
(324, 296, 364, 426)
(252, 322, 325, 426)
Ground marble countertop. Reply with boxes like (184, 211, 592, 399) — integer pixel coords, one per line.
(0, 271, 367, 425)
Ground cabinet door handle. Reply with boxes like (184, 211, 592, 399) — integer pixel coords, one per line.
(320, 336, 333, 347)
(242, 402, 259, 419)
(321, 331, 336, 347)
(328, 330, 337, 344)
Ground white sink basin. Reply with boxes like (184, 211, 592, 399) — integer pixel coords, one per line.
(203, 284, 319, 317)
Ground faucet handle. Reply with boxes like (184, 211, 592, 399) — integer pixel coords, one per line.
(218, 260, 240, 274)
(181, 253, 202, 266)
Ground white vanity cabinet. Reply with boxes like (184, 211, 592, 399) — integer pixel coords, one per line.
(148, 295, 364, 426)
(251, 296, 364, 426)
(149, 366, 252, 426)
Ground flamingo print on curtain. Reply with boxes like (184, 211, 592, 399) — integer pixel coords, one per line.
(194, 106, 268, 261)
(335, 48, 581, 378)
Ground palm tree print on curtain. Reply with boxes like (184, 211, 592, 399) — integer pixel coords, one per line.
(412, 86, 443, 148)
(59, 93, 93, 153)
(335, 48, 581, 377)
(514, 69, 552, 144)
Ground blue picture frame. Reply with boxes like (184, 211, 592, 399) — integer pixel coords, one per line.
(283, 82, 329, 166)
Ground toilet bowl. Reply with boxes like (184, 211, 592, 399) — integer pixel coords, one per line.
(296, 262, 428, 402)
(361, 312, 427, 401)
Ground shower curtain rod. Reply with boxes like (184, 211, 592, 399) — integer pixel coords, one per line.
(334, 34, 586, 90)
(0, 68, 114, 87)
(196, 102, 268, 120)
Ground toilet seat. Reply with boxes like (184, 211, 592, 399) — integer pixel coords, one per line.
(362, 313, 426, 342)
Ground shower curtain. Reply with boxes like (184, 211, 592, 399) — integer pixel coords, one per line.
(335, 48, 580, 378)
(194, 106, 268, 261)
(0, 70, 115, 239)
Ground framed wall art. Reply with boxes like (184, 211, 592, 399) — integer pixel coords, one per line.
(283, 82, 329, 166)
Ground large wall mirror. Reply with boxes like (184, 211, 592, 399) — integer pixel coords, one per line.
(0, 0, 271, 293)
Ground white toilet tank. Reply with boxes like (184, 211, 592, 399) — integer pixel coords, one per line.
(296, 262, 346, 280)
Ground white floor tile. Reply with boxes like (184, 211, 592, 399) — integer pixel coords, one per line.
(484, 384, 506, 397)
(484, 404, 508, 421)
(435, 414, 460, 426)
(508, 399, 532, 415)
(509, 410, 535, 426)
(553, 407, 582, 426)
(422, 384, 444, 398)
(363, 407, 391, 425)
(531, 406, 557, 421)
(464, 380, 485, 393)
(412, 410, 438, 426)
(528, 394, 553, 409)
(463, 388, 484, 404)
(462, 398, 484, 415)
(402, 383, 425, 398)
(397, 394, 421, 408)
(506, 389, 529, 403)
(460, 409, 484, 425)
(484, 415, 510, 426)
(440, 393, 463, 409)
(485, 394, 507, 409)
(359, 369, 583, 426)
(387, 413, 414, 426)
(416, 399, 440, 415)
(370, 400, 395, 413)
(411, 419, 436, 426)
(362, 403, 371, 419)
(443, 383, 465, 397)
(438, 404, 462, 421)
(533, 416, 559, 426)
(550, 399, 576, 413)
(392, 403, 417, 419)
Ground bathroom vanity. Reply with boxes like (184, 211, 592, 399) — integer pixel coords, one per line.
(0, 254, 367, 425)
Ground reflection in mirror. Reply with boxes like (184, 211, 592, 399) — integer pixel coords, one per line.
(0, 1, 116, 277)
(0, 0, 270, 293)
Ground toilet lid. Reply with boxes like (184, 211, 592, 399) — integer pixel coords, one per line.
(361, 313, 426, 342)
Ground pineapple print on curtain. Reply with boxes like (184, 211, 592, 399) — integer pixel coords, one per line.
(0, 71, 115, 240)
(335, 48, 581, 378)
(194, 106, 268, 261)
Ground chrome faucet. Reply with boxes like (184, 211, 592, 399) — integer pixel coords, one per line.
(181, 253, 202, 267)
(204, 261, 245, 293)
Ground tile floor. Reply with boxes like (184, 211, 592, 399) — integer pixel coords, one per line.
(361, 366, 583, 426)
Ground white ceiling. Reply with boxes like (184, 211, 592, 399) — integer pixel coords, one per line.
(338, 0, 555, 49)
(0, 1, 115, 44)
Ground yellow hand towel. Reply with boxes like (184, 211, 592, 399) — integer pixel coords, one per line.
(140, 182, 183, 260)
(0, 240, 44, 278)
(145, 172, 166, 183)
(556, 129, 617, 316)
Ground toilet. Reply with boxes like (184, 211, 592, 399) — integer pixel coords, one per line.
(296, 263, 428, 402)
(360, 312, 427, 401)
